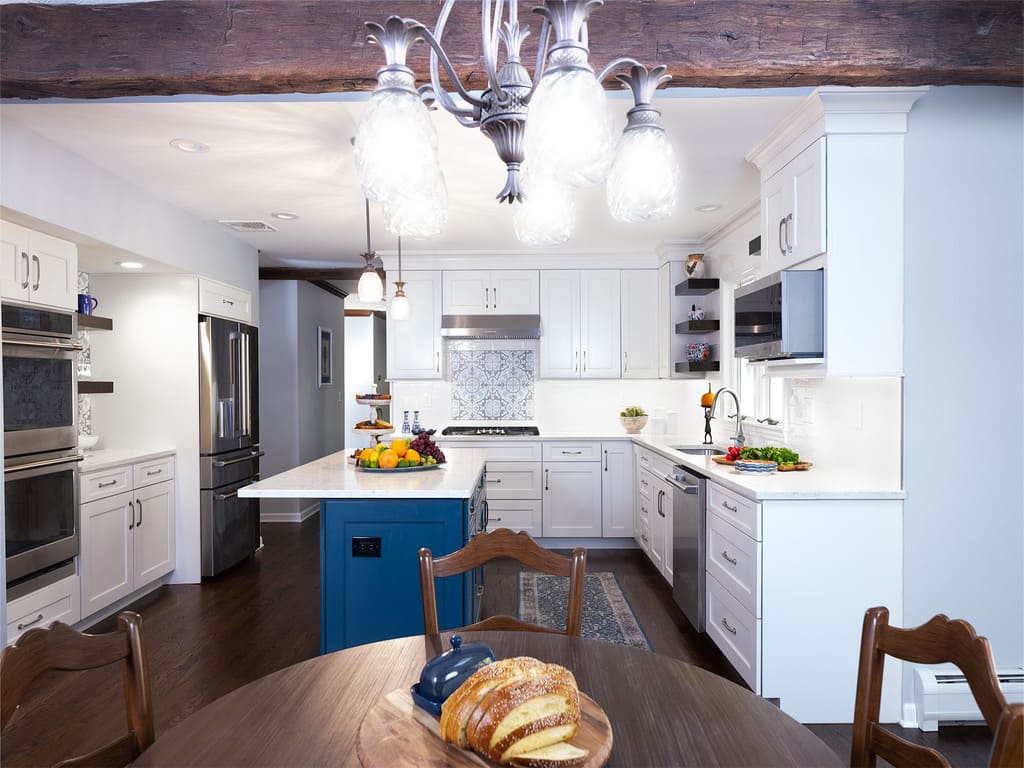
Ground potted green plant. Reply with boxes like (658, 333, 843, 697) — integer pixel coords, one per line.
(620, 406, 648, 434)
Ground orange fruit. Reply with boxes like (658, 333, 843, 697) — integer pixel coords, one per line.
(359, 448, 375, 463)
(405, 449, 420, 466)
(390, 439, 408, 458)
(378, 449, 398, 469)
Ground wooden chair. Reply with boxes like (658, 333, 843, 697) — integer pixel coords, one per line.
(419, 528, 586, 636)
(1, 610, 155, 767)
(852, 606, 1024, 768)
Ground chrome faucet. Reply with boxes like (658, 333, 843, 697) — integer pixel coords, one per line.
(709, 387, 745, 448)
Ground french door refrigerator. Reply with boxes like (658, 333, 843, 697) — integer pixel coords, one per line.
(199, 315, 262, 577)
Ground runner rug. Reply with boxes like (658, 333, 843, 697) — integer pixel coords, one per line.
(517, 571, 652, 651)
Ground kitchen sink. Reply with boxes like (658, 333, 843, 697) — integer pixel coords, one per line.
(672, 446, 727, 456)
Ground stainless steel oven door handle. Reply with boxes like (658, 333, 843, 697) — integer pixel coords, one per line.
(2, 339, 84, 352)
(6, 453, 85, 472)
(212, 450, 265, 467)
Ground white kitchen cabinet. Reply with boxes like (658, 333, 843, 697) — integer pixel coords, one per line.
(762, 137, 826, 273)
(0, 219, 77, 310)
(6, 572, 81, 646)
(198, 277, 253, 324)
(80, 454, 176, 619)
(601, 442, 633, 537)
(442, 270, 538, 314)
(542, 459, 602, 537)
(649, 472, 673, 583)
(620, 270, 659, 378)
(540, 270, 620, 379)
(387, 270, 443, 379)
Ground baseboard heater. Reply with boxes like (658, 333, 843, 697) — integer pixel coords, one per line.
(914, 665, 1024, 732)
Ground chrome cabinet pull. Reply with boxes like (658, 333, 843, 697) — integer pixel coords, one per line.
(574, 349, 578, 373)
(491, 516, 502, 523)
(98, 479, 118, 488)
(722, 617, 738, 635)
(561, 450, 582, 455)
(136, 498, 142, 527)
(778, 217, 786, 257)
(604, 450, 608, 471)
(31, 254, 40, 291)
(722, 500, 738, 513)
(544, 469, 549, 491)
(222, 298, 235, 306)
(128, 501, 134, 530)
(436, 351, 440, 373)
(146, 469, 162, 476)
(785, 213, 794, 253)
(17, 613, 44, 631)
(722, 550, 738, 565)
(492, 286, 497, 308)
(657, 490, 665, 517)
(583, 349, 587, 372)
(20, 252, 29, 289)
(485, 286, 489, 309)
(486, 478, 501, 484)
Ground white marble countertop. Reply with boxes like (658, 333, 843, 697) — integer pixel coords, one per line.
(438, 431, 903, 501)
(80, 447, 176, 474)
(238, 449, 488, 499)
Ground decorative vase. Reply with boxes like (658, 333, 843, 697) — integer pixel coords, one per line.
(620, 415, 648, 434)
(684, 253, 706, 280)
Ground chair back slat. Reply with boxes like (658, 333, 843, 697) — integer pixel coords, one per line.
(419, 528, 586, 637)
(851, 606, 1022, 768)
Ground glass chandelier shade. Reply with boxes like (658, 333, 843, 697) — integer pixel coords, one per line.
(357, 267, 384, 302)
(383, 173, 448, 238)
(606, 124, 681, 223)
(513, 170, 576, 246)
(523, 67, 615, 190)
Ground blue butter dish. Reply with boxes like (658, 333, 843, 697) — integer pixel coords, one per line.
(410, 635, 495, 715)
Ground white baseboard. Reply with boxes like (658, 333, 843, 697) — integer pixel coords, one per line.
(899, 701, 919, 730)
(261, 503, 319, 524)
(75, 577, 168, 631)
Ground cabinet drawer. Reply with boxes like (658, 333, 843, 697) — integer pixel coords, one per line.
(6, 573, 80, 646)
(199, 277, 252, 323)
(707, 512, 761, 617)
(637, 448, 654, 472)
(637, 518, 651, 555)
(81, 465, 131, 503)
(542, 442, 600, 462)
(638, 468, 654, 501)
(708, 483, 761, 540)
(706, 573, 760, 692)
(437, 441, 542, 462)
(486, 500, 541, 534)
(485, 462, 542, 500)
(134, 455, 175, 489)
(637, 492, 651, 522)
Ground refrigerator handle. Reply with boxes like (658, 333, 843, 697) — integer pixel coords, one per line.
(241, 330, 251, 437)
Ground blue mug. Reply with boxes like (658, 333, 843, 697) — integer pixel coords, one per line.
(77, 293, 98, 315)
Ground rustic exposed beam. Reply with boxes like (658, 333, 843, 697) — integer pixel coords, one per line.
(259, 267, 383, 282)
(309, 280, 348, 300)
(2, 1, 1020, 100)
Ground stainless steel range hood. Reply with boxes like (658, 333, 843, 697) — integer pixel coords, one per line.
(440, 314, 542, 340)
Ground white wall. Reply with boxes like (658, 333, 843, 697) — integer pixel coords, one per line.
(296, 281, 345, 462)
(902, 87, 1023, 679)
(345, 315, 377, 450)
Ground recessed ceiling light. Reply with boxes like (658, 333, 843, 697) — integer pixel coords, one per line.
(169, 138, 210, 154)
(271, 212, 299, 221)
(117, 261, 144, 269)
(695, 204, 723, 213)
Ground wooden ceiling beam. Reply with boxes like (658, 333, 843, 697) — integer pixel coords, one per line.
(2, 1, 1020, 100)
(259, 267, 383, 282)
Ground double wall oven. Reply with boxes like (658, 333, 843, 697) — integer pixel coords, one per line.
(3, 304, 83, 599)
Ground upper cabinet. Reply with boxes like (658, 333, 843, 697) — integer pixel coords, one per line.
(620, 270, 659, 379)
(442, 270, 539, 314)
(762, 137, 826, 275)
(540, 270, 620, 379)
(0, 220, 77, 310)
(388, 270, 443, 379)
(198, 276, 253, 324)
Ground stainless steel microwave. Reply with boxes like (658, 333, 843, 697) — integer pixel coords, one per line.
(734, 269, 824, 360)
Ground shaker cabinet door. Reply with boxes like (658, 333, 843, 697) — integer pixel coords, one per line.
(80, 491, 134, 617)
(134, 479, 176, 585)
(387, 271, 443, 379)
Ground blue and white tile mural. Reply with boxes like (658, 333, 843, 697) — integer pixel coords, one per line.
(451, 349, 534, 420)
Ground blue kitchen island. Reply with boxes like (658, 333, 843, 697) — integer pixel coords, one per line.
(239, 449, 488, 652)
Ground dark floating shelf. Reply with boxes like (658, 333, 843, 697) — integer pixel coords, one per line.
(674, 360, 721, 374)
(79, 380, 114, 394)
(675, 278, 720, 296)
(77, 314, 113, 331)
(675, 319, 720, 335)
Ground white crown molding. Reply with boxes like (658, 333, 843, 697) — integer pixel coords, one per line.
(701, 199, 759, 249)
(379, 249, 661, 271)
(746, 86, 930, 177)
(655, 239, 704, 263)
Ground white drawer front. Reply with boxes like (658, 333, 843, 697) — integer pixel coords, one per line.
(706, 573, 760, 692)
(652, 453, 675, 479)
(637, 448, 654, 472)
(133, 455, 175, 489)
(638, 468, 654, 500)
(199, 277, 252, 323)
(80, 465, 131, 503)
(707, 512, 761, 617)
(6, 574, 80, 646)
(542, 442, 601, 462)
(637, 492, 651, 522)
(708, 483, 761, 540)
(486, 500, 541, 534)
(437, 441, 542, 462)
(637, 518, 651, 555)
(485, 462, 542, 499)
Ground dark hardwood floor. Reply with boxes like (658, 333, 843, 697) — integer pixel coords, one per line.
(2, 518, 995, 767)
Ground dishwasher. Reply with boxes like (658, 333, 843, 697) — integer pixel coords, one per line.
(670, 466, 707, 633)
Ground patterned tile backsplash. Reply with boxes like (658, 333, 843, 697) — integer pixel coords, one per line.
(451, 349, 534, 420)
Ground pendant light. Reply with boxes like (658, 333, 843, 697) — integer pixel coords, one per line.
(356, 199, 385, 303)
(390, 236, 410, 320)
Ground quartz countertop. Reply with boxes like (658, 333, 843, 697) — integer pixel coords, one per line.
(80, 447, 176, 474)
(238, 449, 488, 499)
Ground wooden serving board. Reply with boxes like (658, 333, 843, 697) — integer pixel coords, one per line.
(357, 688, 612, 768)
(711, 456, 814, 471)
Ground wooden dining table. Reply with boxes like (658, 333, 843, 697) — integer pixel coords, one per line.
(131, 631, 843, 767)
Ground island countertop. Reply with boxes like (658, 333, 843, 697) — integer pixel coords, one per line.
(238, 449, 488, 499)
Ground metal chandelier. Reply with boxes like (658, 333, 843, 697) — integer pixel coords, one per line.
(354, 0, 681, 246)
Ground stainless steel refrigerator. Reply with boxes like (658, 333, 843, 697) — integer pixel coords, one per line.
(199, 315, 262, 577)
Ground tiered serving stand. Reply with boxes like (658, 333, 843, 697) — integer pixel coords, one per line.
(353, 396, 394, 446)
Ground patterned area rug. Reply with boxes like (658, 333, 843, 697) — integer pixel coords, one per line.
(518, 571, 652, 651)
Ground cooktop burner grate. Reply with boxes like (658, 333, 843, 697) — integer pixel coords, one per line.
(441, 426, 540, 436)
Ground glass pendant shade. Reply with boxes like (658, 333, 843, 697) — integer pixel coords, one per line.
(390, 292, 411, 320)
(357, 268, 384, 302)
(524, 68, 615, 190)
(383, 173, 448, 238)
(355, 88, 444, 208)
(513, 171, 576, 246)
(606, 125, 681, 223)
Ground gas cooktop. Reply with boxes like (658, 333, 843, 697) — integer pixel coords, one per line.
(441, 426, 540, 436)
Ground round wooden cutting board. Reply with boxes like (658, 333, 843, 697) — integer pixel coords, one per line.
(357, 687, 613, 767)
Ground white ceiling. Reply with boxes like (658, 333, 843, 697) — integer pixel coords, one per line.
(1, 89, 808, 269)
